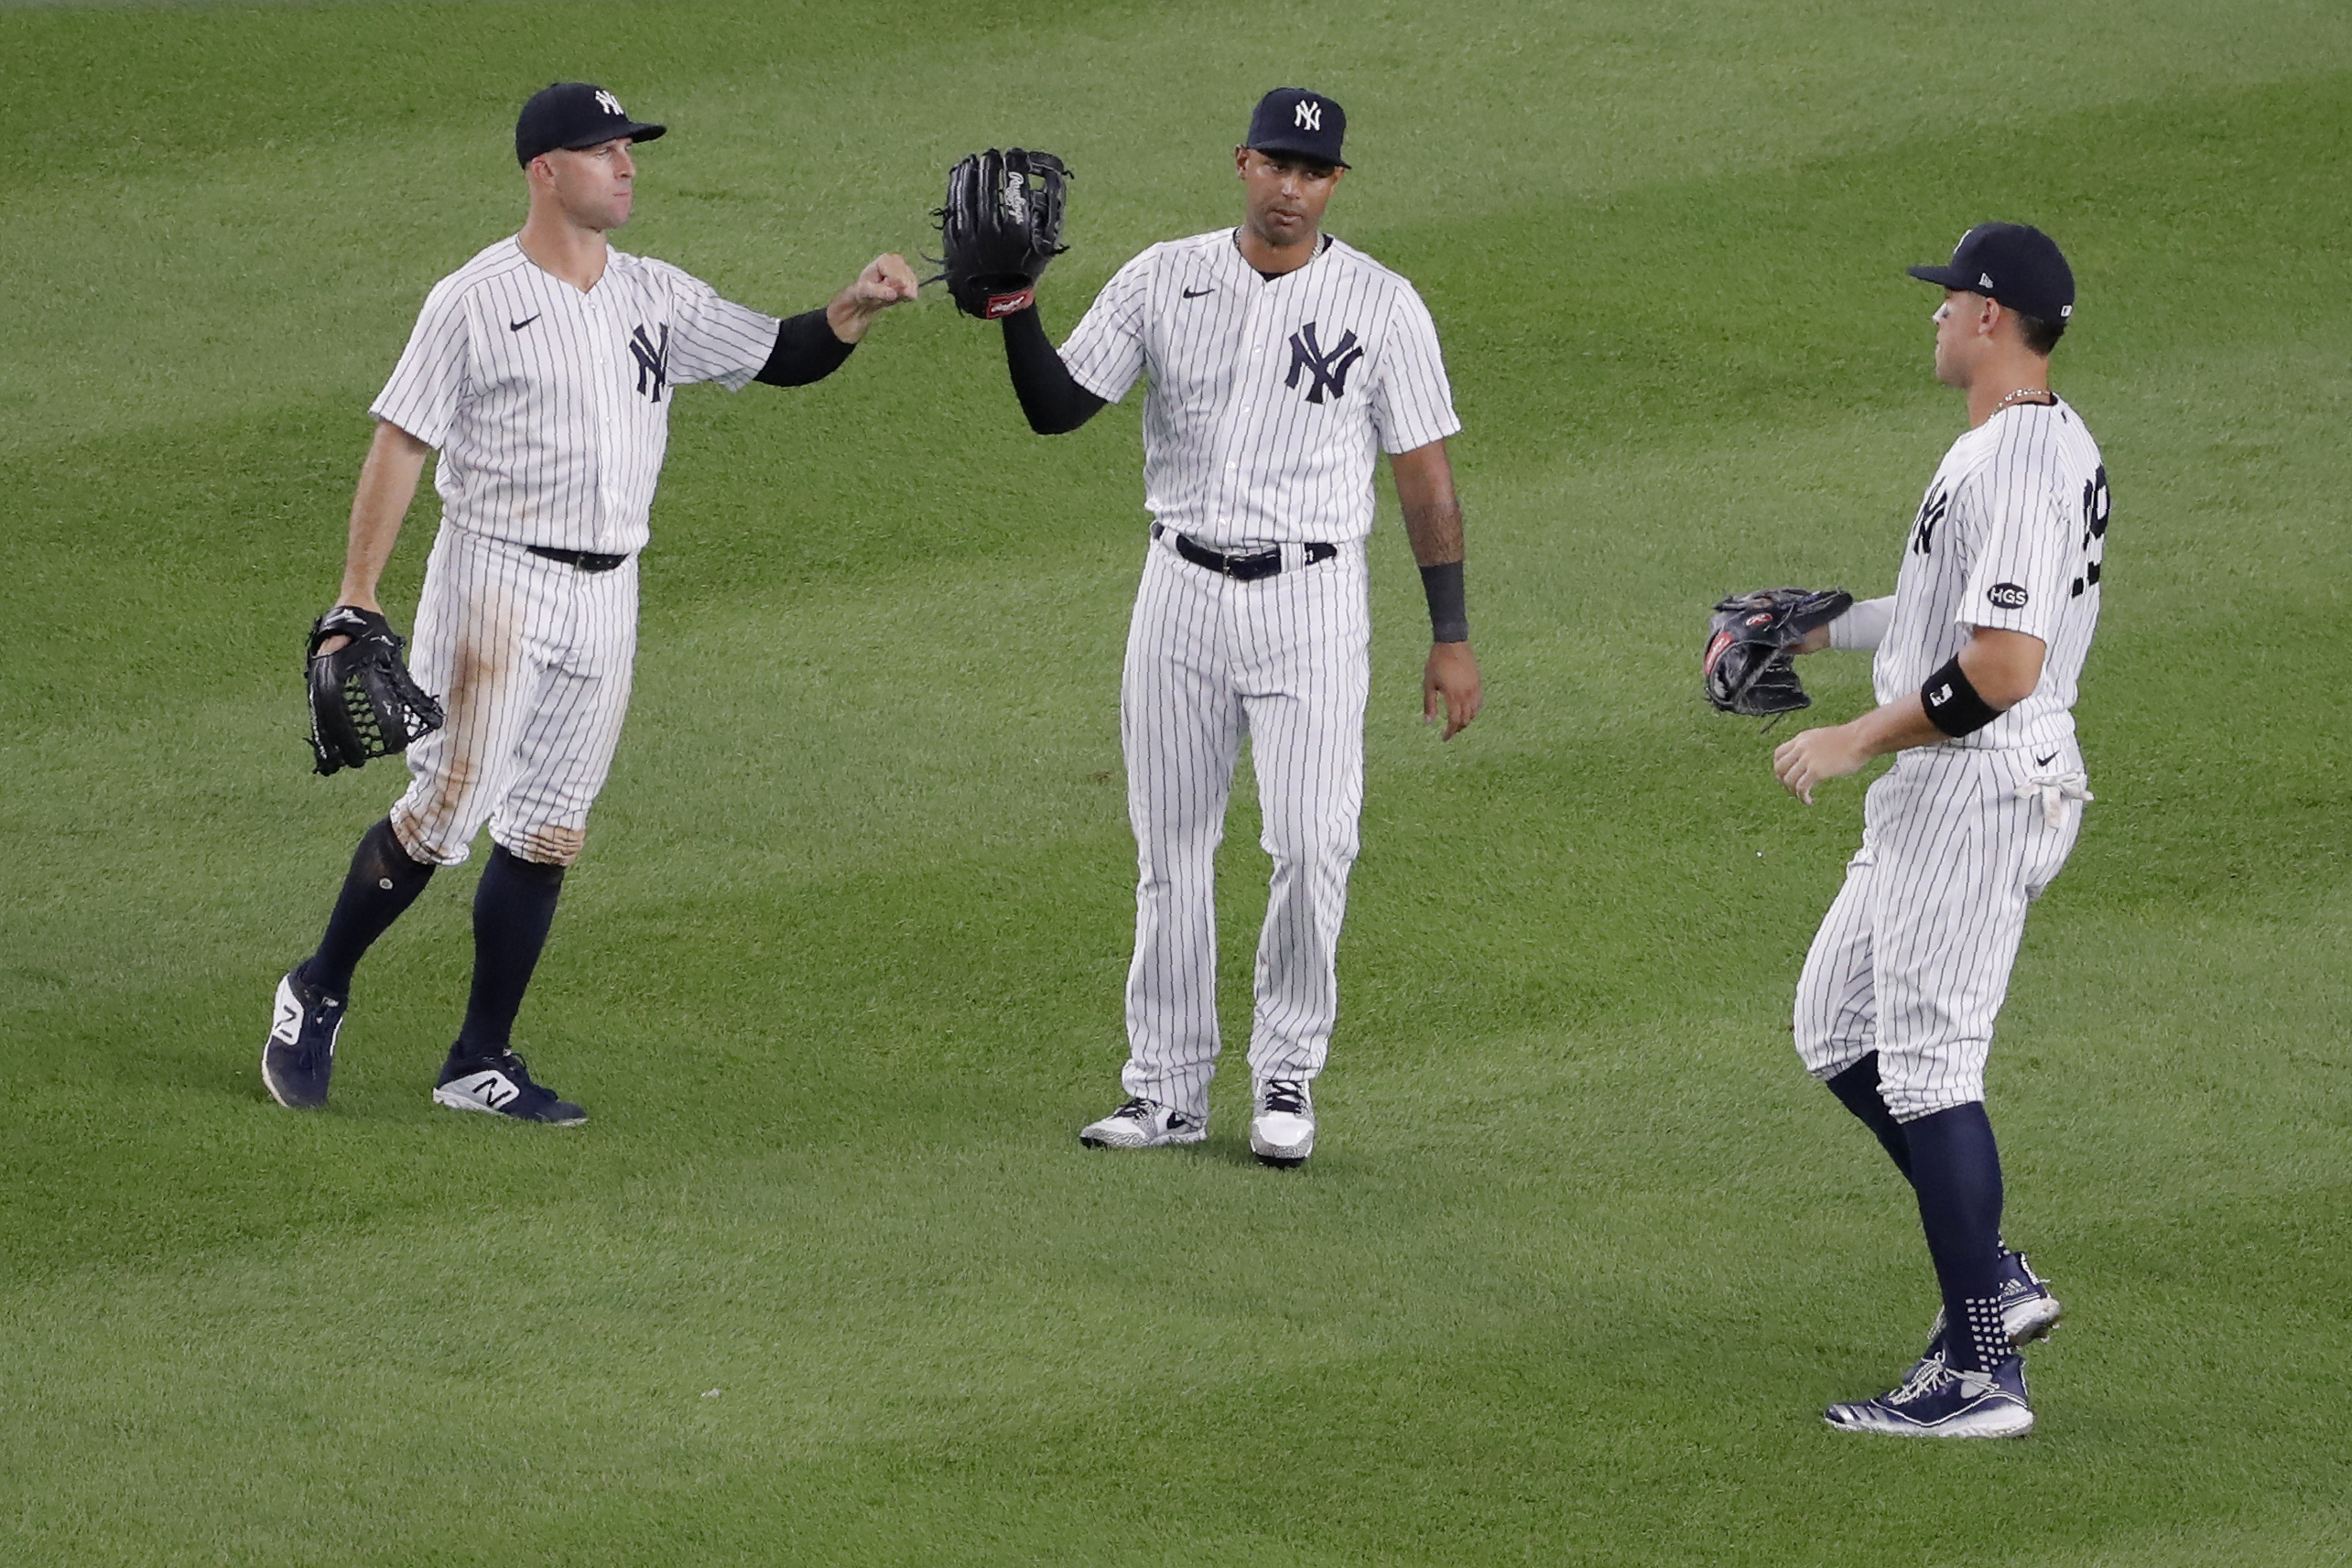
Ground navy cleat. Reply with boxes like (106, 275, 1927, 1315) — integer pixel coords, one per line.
(1926, 1249, 2065, 1354)
(1825, 1351, 2033, 1439)
(262, 965, 345, 1109)
(432, 1048, 587, 1125)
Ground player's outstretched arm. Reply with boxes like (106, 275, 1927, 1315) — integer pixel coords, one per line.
(317, 420, 430, 654)
(1390, 438, 1482, 741)
(1772, 625, 2044, 802)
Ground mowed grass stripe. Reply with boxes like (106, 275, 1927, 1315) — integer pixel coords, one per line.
(2, 1, 2348, 1563)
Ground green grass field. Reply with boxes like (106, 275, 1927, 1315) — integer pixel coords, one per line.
(3, 1, 2348, 1563)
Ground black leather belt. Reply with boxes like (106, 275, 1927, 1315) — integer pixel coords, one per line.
(526, 546, 629, 573)
(1153, 523, 1337, 580)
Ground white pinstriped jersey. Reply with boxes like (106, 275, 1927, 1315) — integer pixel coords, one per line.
(1058, 230, 1460, 546)
(372, 238, 780, 556)
(1876, 397, 2109, 752)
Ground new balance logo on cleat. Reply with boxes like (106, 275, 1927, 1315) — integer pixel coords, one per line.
(262, 967, 344, 1109)
(432, 1048, 587, 1125)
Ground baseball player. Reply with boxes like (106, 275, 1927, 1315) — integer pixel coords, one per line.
(262, 81, 917, 1122)
(984, 90, 1481, 1166)
(1772, 223, 2107, 1436)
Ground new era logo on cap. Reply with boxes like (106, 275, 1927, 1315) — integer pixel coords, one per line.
(1909, 222, 2076, 324)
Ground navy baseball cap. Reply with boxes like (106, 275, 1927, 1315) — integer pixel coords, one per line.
(515, 82, 667, 167)
(1909, 222, 2076, 322)
(1245, 87, 1348, 168)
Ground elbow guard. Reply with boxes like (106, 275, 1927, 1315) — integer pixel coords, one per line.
(1921, 655, 2000, 737)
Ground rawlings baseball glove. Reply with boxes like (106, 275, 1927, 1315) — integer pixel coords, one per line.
(305, 605, 444, 775)
(1702, 587, 1854, 719)
(932, 148, 1071, 319)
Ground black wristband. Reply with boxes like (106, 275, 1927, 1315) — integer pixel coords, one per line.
(1921, 654, 1999, 737)
(1419, 560, 1469, 643)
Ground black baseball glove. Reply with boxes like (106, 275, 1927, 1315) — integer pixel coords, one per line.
(1702, 587, 1854, 719)
(931, 148, 1071, 319)
(306, 605, 444, 775)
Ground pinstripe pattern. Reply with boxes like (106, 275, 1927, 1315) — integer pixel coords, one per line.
(389, 531, 637, 868)
(1795, 741, 2086, 1118)
(373, 238, 779, 556)
(372, 237, 778, 866)
(1060, 230, 1459, 546)
(1797, 398, 2109, 1119)
(1121, 536, 1371, 1118)
(1875, 398, 2108, 754)
(1064, 227, 1456, 1118)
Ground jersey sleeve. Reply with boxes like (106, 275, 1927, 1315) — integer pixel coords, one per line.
(661, 265, 785, 391)
(1956, 431, 2076, 643)
(368, 276, 474, 449)
(1367, 282, 1462, 455)
(1057, 247, 1154, 403)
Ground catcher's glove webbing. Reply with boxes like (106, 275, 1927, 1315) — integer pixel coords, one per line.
(1702, 587, 1853, 719)
(932, 148, 1071, 319)
(306, 605, 445, 775)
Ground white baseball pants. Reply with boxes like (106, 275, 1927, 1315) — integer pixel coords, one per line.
(389, 527, 638, 869)
(1795, 741, 2088, 1119)
(1119, 534, 1371, 1120)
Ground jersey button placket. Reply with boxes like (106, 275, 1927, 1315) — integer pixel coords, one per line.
(585, 292, 620, 554)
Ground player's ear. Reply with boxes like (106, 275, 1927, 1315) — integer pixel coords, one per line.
(1235, 146, 1252, 178)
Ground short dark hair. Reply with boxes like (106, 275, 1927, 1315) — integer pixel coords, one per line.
(2012, 309, 2066, 356)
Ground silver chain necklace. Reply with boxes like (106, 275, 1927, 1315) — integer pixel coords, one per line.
(1993, 386, 2055, 413)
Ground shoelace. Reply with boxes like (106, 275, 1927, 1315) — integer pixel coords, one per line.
(1261, 1080, 1307, 1115)
(1888, 1352, 1955, 1406)
(1113, 1096, 1158, 1120)
(2016, 771, 2093, 827)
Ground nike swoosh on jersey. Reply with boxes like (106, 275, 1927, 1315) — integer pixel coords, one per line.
(509, 314, 542, 331)
(2035, 752, 2058, 766)
(1181, 287, 1215, 298)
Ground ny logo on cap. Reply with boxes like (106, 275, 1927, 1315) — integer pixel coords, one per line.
(1295, 99, 1322, 131)
(595, 89, 625, 117)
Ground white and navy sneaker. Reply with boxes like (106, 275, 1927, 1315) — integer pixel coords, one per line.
(1078, 1096, 1206, 1149)
(432, 1048, 587, 1125)
(1249, 1078, 1316, 1168)
(1926, 1249, 2065, 1352)
(262, 966, 344, 1109)
(1825, 1351, 2033, 1439)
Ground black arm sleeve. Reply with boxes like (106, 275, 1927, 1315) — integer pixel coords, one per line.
(1002, 307, 1107, 435)
(753, 309, 855, 387)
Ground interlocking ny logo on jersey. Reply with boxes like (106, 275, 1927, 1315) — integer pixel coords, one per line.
(1912, 486, 1949, 556)
(628, 323, 669, 403)
(1284, 320, 1363, 405)
(1295, 99, 1322, 131)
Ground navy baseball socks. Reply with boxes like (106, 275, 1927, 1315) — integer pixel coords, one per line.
(265, 817, 436, 1108)
(432, 847, 586, 1126)
(1817, 1067, 2057, 1437)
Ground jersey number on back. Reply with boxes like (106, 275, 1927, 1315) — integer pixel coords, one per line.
(2070, 464, 2109, 599)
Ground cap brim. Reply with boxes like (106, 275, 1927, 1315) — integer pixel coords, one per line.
(564, 120, 666, 150)
(1245, 138, 1349, 168)
(1907, 264, 1972, 289)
